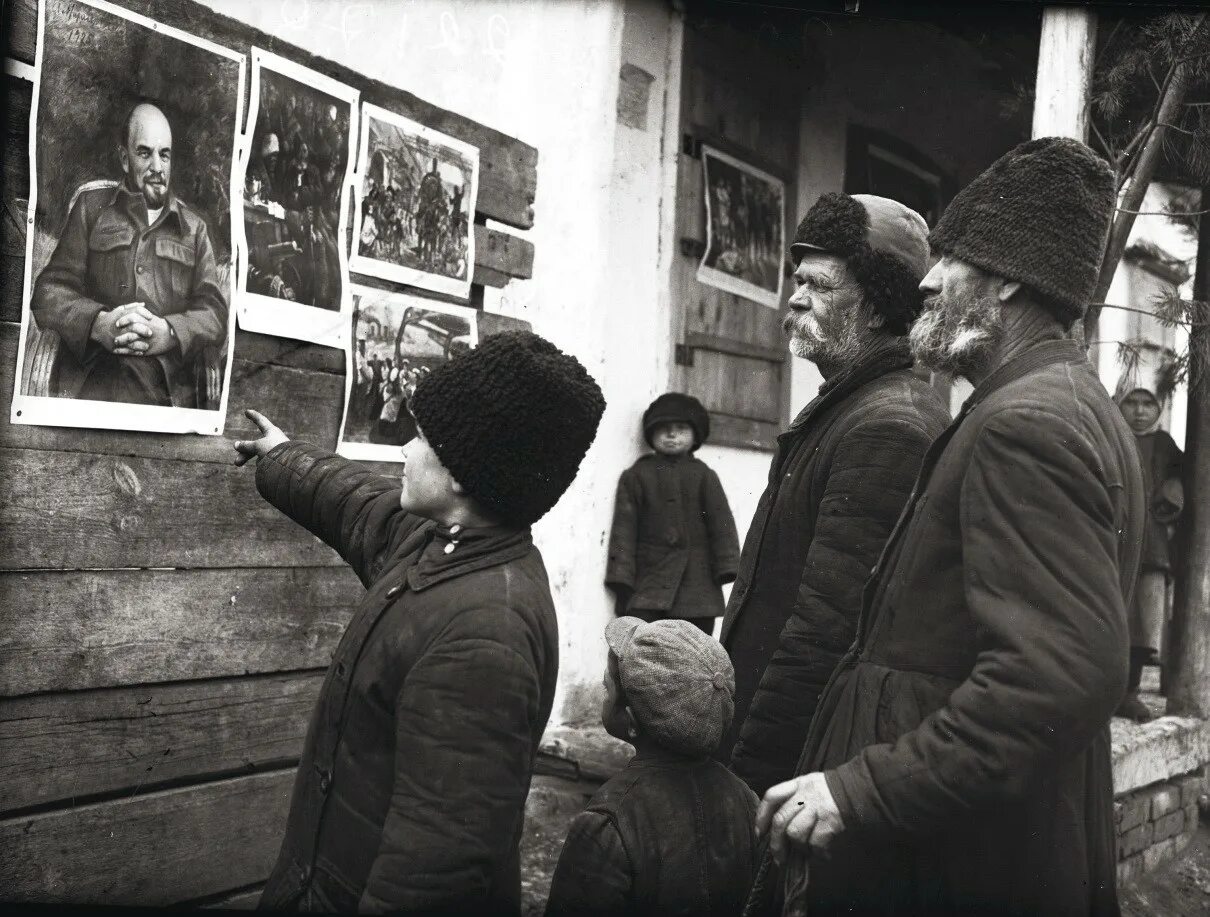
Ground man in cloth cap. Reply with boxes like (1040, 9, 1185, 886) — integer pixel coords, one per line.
(753, 137, 1144, 917)
(720, 192, 949, 798)
(232, 331, 606, 914)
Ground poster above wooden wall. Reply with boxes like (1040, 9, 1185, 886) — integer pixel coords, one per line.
(11, 0, 245, 435)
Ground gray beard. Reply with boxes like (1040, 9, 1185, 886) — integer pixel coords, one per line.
(784, 308, 866, 376)
(909, 291, 1005, 379)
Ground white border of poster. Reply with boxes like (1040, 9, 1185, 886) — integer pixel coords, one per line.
(696, 144, 786, 309)
(235, 48, 359, 350)
(336, 283, 479, 464)
(10, 0, 245, 435)
(349, 102, 479, 299)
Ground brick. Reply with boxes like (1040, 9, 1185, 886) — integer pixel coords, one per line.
(1119, 821, 1154, 859)
(1117, 795, 1150, 833)
(1142, 836, 1177, 873)
(1179, 773, 1207, 806)
(1154, 808, 1185, 841)
(1175, 828, 1195, 856)
(1117, 852, 1145, 886)
(1185, 803, 1200, 832)
(1149, 784, 1182, 819)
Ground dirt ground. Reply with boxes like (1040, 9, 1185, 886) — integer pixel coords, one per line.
(1121, 818, 1210, 917)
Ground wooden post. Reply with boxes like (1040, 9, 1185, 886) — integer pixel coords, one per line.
(1031, 7, 1097, 141)
(1167, 212, 1210, 718)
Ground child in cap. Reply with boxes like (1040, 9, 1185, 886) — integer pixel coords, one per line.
(545, 617, 759, 917)
(606, 393, 740, 634)
(233, 331, 605, 914)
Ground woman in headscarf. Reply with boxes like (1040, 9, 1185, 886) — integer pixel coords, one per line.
(1116, 383, 1184, 721)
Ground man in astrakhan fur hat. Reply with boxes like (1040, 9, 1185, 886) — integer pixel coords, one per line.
(753, 137, 1145, 917)
(720, 192, 949, 798)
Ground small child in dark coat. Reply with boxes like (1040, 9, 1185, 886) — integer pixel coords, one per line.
(545, 617, 760, 917)
(606, 393, 740, 634)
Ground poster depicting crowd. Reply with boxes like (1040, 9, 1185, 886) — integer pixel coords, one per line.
(235, 49, 359, 349)
(337, 284, 478, 463)
(696, 145, 786, 309)
(350, 103, 479, 299)
(11, 0, 245, 435)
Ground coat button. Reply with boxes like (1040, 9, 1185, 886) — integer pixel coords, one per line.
(136, 264, 145, 274)
(335, 661, 346, 678)
(386, 585, 400, 598)
(318, 770, 331, 793)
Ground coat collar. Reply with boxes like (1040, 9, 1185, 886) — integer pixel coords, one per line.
(785, 335, 914, 435)
(958, 337, 1086, 419)
(103, 181, 187, 235)
(405, 519, 534, 592)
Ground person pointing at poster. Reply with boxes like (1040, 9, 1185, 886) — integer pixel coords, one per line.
(31, 101, 226, 408)
(232, 331, 606, 914)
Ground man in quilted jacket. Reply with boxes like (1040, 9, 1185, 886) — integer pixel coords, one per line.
(720, 192, 949, 797)
(233, 331, 604, 914)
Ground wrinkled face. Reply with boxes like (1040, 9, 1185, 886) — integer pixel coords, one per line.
(652, 421, 695, 457)
(912, 255, 1006, 379)
(120, 104, 172, 208)
(1121, 390, 1161, 433)
(399, 426, 459, 519)
(784, 252, 868, 370)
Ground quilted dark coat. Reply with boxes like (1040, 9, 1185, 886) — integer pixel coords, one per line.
(254, 443, 558, 915)
(720, 337, 949, 796)
(605, 454, 740, 619)
(768, 339, 1144, 917)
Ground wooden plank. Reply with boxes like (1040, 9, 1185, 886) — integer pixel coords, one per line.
(0, 769, 293, 904)
(1032, 7, 1096, 141)
(0, 445, 348, 570)
(0, 567, 357, 695)
(707, 412, 778, 452)
(0, 671, 321, 814)
(0, 321, 349, 463)
(684, 331, 786, 364)
(473, 223, 534, 281)
(5, 0, 537, 229)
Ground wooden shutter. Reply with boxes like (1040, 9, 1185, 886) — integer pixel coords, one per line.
(670, 11, 804, 451)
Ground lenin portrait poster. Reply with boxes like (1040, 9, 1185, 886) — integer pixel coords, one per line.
(236, 49, 359, 350)
(11, 0, 245, 435)
(696, 145, 786, 309)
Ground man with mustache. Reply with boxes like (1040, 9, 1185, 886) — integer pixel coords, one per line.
(720, 192, 949, 798)
(753, 138, 1144, 917)
(32, 100, 226, 407)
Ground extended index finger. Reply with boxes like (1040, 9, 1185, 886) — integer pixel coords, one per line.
(243, 408, 277, 434)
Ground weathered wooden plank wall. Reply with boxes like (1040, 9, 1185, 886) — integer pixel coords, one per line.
(0, 0, 538, 906)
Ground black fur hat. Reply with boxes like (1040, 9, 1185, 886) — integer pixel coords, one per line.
(929, 137, 1114, 327)
(410, 331, 606, 526)
(642, 393, 710, 450)
(790, 193, 930, 335)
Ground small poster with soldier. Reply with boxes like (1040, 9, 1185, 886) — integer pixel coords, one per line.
(697, 145, 786, 309)
(236, 49, 359, 349)
(350, 104, 479, 299)
(337, 284, 478, 463)
(11, 0, 245, 435)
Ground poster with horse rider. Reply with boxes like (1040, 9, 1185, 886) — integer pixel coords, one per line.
(349, 103, 479, 299)
(235, 49, 359, 349)
(337, 284, 478, 463)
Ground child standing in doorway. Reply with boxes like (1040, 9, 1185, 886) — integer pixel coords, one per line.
(606, 393, 740, 635)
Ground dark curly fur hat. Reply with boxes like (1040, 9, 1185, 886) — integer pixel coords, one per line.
(790, 192, 930, 336)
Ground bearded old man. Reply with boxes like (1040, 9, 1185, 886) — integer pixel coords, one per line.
(753, 138, 1144, 917)
(720, 193, 949, 797)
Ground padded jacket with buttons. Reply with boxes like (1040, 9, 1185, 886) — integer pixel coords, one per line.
(255, 443, 558, 915)
(720, 337, 949, 797)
